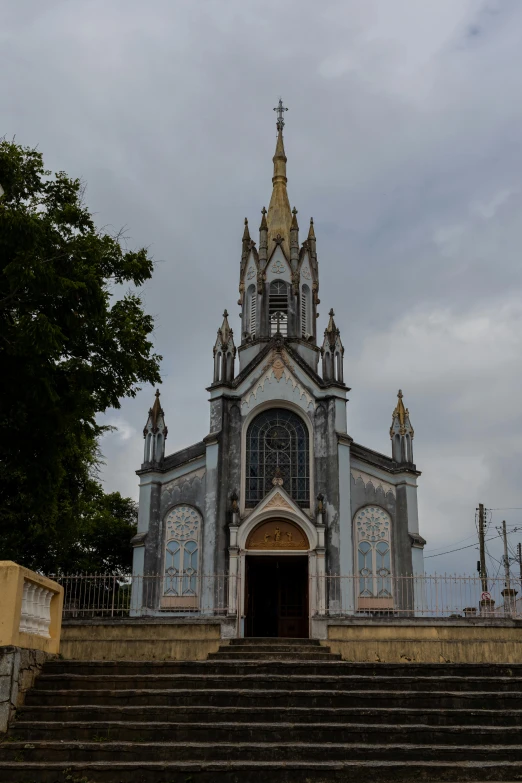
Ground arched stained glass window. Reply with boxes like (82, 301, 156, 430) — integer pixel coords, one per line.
(355, 506, 393, 611)
(162, 505, 201, 609)
(246, 408, 309, 507)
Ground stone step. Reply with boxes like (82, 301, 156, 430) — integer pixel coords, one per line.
(2, 740, 521, 763)
(18, 703, 522, 726)
(10, 720, 522, 745)
(1, 759, 521, 782)
(211, 644, 334, 654)
(207, 651, 342, 660)
(229, 637, 322, 646)
(33, 672, 522, 692)
(42, 659, 522, 677)
(23, 687, 522, 709)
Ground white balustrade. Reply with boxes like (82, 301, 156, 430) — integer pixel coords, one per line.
(19, 580, 53, 637)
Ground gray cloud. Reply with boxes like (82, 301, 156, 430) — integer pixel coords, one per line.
(3, 0, 522, 576)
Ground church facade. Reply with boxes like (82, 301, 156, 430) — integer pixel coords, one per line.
(131, 105, 426, 637)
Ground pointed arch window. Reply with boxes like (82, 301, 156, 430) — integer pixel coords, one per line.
(269, 280, 288, 336)
(354, 506, 393, 612)
(246, 408, 309, 507)
(162, 505, 201, 610)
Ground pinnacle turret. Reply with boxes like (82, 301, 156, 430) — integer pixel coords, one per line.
(213, 310, 236, 384)
(143, 389, 167, 465)
(390, 389, 414, 464)
(322, 309, 344, 384)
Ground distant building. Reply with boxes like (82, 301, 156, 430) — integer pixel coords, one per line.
(131, 104, 426, 637)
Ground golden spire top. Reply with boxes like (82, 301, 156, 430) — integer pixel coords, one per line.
(219, 309, 232, 345)
(267, 99, 292, 254)
(393, 389, 407, 429)
(148, 389, 164, 431)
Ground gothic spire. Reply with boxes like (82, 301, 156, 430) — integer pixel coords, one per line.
(325, 308, 337, 345)
(143, 389, 168, 465)
(390, 389, 414, 464)
(267, 99, 292, 254)
(213, 310, 236, 384)
(322, 309, 344, 383)
(259, 207, 268, 267)
(219, 309, 232, 346)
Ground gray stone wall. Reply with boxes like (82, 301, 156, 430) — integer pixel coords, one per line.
(0, 646, 52, 734)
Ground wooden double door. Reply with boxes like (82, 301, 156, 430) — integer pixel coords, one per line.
(245, 555, 308, 638)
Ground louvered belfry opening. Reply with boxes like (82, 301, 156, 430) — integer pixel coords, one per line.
(269, 280, 288, 336)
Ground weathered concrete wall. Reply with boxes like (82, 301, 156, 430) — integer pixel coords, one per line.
(325, 620, 522, 663)
(0, 646, 52, 733)
(60, 620, 225, 661)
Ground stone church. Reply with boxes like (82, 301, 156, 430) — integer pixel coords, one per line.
(131, 103, 426, 637)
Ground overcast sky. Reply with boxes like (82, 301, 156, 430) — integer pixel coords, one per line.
(3, 0, 522, 578)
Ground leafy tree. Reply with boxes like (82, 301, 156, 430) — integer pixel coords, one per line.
(0, 140, 161, 573)
(62, 489, 138, 574)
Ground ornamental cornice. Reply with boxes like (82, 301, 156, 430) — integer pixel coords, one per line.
(351, 469, 396, 497)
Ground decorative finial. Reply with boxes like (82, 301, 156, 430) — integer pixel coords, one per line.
(223, 309, 229, 318)
(273, 98, 288, 131)
(272, 466, 284, 486)
(329, 308, 335, 317)
(155, 389, 160, 398)
(398, 389, 403, 399)
(262, 207, 266, 215)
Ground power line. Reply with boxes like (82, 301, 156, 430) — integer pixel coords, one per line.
(424, 531, 481, 553)
(424, 526, 522, 559)
(487, 508, 522, 511)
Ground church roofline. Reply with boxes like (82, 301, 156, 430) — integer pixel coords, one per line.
(137, 440, 206, 475)
(351, 441, 421, 476)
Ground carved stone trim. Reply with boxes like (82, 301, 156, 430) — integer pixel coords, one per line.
(263, 491, 294, 511)
(351, 469, 396, 497)
(246, 519, 309, 550)
(241, 350, 315, 410)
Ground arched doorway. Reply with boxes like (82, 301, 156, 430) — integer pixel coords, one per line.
(245, 519, 309, 638)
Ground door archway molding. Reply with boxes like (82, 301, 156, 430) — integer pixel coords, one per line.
(228, 486, 325, 628)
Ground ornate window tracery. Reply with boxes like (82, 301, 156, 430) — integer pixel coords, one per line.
(163, 505, 201, 605)
(354, 506, 393, 607)
(246, 408, 309, 507)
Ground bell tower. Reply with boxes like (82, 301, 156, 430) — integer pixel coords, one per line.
(238, 101, 321, 373)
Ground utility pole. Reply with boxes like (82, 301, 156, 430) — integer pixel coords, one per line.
(478, 503, 487, 593)
(517, 543, 522, 581)
(502, 520, 511, 591)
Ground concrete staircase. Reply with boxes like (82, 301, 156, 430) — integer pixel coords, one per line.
(2, 638, 522, 781)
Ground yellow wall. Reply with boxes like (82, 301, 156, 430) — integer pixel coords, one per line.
(0, 561, 63, 654)
(325, 622, 522, 663)
(60, 622, 223, 660)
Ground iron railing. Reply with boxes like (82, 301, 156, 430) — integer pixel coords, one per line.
(54, 573, 237, 619)
(314, 574, 522, 618)
(53, 573, 522, 620)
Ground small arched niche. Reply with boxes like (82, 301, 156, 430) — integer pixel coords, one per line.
(246, 519, 309, 551)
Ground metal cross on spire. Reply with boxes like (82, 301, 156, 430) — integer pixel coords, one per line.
(274, 98, 288, 131)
